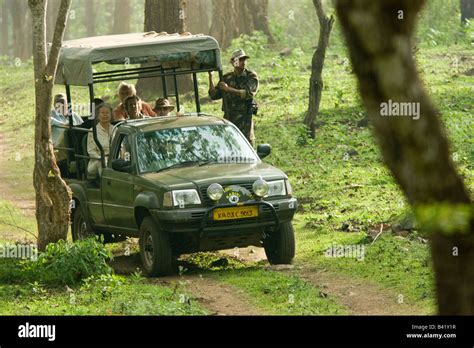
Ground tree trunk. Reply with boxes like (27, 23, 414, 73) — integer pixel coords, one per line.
(1, 0, 10, 56)
(111, 0, 131, 34)
(335, 0, 474, 315)
(209, 0, 240, 49)
(234, 0, 253, 35)
(186, 0, 211, 34)
(304, 0, 334, 138)
(28, 0, 72, 251)
(143, 0, 186, 33)
(211, 0, 274, 46)
(460, 0, 474, 25)
(84, 0, 96, 37)
(12, 0, 32, 60)
(136, 0, 192, 102)
(249, 0, 275, 44)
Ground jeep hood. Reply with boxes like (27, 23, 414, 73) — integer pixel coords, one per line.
(140, 162, 286, 189)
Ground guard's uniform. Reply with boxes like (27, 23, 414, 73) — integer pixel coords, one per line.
(209, 68, 259, 145)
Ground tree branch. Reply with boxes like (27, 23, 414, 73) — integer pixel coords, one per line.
(0, 220, 38, 241)
(28, 0, 47, 77)
(45, 0, 71, 77)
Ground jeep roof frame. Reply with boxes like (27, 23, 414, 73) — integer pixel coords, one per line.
(53, 32, 225, 176)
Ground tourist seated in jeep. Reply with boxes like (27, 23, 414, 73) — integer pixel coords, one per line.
(113, 82, 155, 121)
(87, 104, 113, 176)
(124, 95, 152, 120)
(50, 93, 83, 127)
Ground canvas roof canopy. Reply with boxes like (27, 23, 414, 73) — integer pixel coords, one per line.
(54, 32, 222, 86)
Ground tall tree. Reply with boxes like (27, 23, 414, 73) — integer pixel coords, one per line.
(186, 0, 211, 34)
(209, 0, 240, 49)
(84, 0, 96, 37)
(239, 0, 275, 44)
(144, 0, 186, 34)
(136, 0, 191, 101)
(12, 0, 33, 60)
(28, 0, 72, 251)
(111, 0, 131, 34)
(210, 0, 274, 49)
(460, 0, 474, 25)
(304, 0, 334, 138)
(1, 0, 10, 56)
(336, 0, 474, 314)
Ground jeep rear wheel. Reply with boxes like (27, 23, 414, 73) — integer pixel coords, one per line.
(139, 217, 173, 277)
(72, 206, 95, 241)
(264, 222, 295, 265)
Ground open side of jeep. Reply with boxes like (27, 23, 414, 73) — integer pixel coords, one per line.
(53, 32, 297, 276)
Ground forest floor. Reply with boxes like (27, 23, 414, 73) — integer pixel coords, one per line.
(0, 42, 472, 315)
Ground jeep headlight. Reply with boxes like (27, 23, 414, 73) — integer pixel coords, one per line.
(266, 180, 286, 197)
(252, 179, 269, 198)
(207, 183, 223, 201)
(163, 189, 201, 207)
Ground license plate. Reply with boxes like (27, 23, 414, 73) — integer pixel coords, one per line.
(213, 206, 259, 221)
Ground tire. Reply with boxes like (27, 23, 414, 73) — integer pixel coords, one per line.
(72, 205, 95, 241)
(139, 216, 173, 277)
(264, 222, 295, 265)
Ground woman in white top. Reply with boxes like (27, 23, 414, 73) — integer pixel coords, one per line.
(87, 104, 113, 175)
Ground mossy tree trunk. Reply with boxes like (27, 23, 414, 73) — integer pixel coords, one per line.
(336, 0, 474, 314)
(29, 0, 73, 251)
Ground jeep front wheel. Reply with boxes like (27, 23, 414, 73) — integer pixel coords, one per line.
(139, 217, 173, 276)
(264, 222, 295, 265)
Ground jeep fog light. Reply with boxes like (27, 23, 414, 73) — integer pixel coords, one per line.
(207, 183, 223, 201)
(252, 179, 269, 198)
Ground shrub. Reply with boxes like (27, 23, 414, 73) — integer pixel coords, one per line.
(25, 238, 113, 286)
(81, 274, 126, 299)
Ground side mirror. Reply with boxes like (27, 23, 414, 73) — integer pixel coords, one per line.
(112, 159, 131, 173)
(257, 144, 271, 159)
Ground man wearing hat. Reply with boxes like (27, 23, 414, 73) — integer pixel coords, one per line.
(208, 49, 259, 145)
(153, 98, 175, 116)
(50, 93, 84, 127)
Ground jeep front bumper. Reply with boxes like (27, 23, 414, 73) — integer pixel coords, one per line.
(151, 197, 297, 234)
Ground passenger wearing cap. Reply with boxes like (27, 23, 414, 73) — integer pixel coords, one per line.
(50, 93, 84, 127)
(208, 48, 259, 145)
(153, 98, 175, 116)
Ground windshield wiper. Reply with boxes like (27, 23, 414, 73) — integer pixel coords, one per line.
(198, 159, 217, 166)
(156, 160, 201, 173)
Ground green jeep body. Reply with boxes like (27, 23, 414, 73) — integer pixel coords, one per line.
(54, 32, 297, 276)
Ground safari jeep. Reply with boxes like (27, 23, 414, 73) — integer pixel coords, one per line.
(52, 32, 297, 276)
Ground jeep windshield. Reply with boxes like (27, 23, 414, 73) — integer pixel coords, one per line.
(136, 124, 258, 174)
